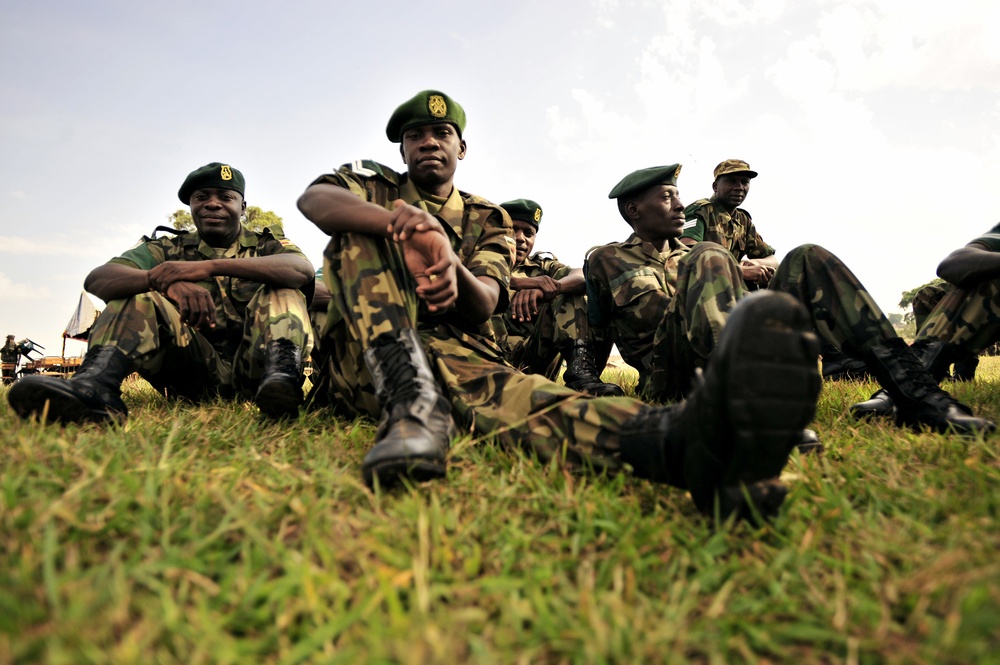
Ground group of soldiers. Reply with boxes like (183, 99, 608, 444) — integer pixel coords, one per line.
(7, 89, 1000, 521)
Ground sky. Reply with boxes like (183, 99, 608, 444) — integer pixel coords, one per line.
(2, 0, 1000, 357)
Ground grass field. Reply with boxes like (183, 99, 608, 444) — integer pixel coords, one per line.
(1, 359, 999, 664)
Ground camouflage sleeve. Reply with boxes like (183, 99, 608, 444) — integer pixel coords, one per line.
(584, 247, 613, 331)
(107, 238, 167, 270)
(968, 221, 1000, 251)
(541, 256, 574, 280)
(256, 226, 312, 262)
(309, 160, 401, 206)
(742, 217, 776, 258)
(465, 204, 514, 313)
(681, 201, 708, 242)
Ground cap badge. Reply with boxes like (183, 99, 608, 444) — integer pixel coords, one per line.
(533, 208, 541, 222)
(428, 95, 447, 118)
(220, 165, 233, 181)
(673, 165, 682, 179)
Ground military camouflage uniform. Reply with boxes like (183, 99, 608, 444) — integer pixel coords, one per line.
(313, 160, 647, 469)
(915, 223, 1000, 352)
(88, 226, 313, 400)
(587, 237, 898, 402)
(681, 197, 775, 263)
(491, 252, 589, 379)
(1, 338, 17, 384)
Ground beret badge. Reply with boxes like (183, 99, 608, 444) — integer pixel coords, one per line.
(428, 95, 447, 118)
(220, 165, 233, 181)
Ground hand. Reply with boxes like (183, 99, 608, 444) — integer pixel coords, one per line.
(164, 281, 218, 330)
(401, 224, 459, 312)
(148, 261, 214, 292)
(387, 200, 446, 241)
(741, 260, 775, 285)
(510, 288, 543, 321)
(520, 275, 561, 301)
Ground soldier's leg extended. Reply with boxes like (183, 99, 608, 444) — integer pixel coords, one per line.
(437, 289, 820, 520)
(317, 232, 456, 487)
(770, 244, 992, 434)
(913, 282, 981, 381)
(232, 286, 313, 420)
(8, 293, 225, 424)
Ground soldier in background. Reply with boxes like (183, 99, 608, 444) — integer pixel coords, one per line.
(492, 198, 622, 396)
(297, 90, 823, 520)
(8, 162, 314, 424)
(1, 335, 17, 384)
(586, 164, 992, 436)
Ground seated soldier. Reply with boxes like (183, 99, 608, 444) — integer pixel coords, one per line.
(586, 164, 993, 435)
(8, 163, 314, 424)
(853, 222, 1000, 418)
(297, 89, 824, 520)
(491, 198, 622, 396)
(909, 281, 978, 380)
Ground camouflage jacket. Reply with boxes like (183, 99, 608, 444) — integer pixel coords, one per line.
(1, 340, 17, 363)
(491, 252, 575, 347)
(311, 160, 515, 342)
(585, 233, 690, 374)
(681, 197, 775, 262)
(108, 225, 311, 349)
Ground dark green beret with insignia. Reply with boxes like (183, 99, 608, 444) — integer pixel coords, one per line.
(607, 164, 682, 200)
(386, 90, 467, 143)
(178, 162, 245, 204)
(500, 198, 543, 229)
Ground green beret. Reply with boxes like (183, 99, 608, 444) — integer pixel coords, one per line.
(385, 90, 467, 143)
(500, 198, 543, 228)
(178, 162, 245, 204)
(608, 164, 683, 200)
(713, 158, 758, 179)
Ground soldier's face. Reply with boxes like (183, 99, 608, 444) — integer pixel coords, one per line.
(511, 219, 537, 264)
(190, 188, 246, 247)
(400, 122, 466, 194)
(630, 185, 686, 241)
(713, 174, 751, 209)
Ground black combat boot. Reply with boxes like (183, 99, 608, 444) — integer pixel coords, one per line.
(361, 329, 456, 488)
(7, 345, 129, 424)
(820, 342, 870, 381)
(254, 339, 304, 420)
(850, 338, 976, 421)
(862, 338, 993, 434)
(561, 339, 625, 397)
(618, 291, 821, 521)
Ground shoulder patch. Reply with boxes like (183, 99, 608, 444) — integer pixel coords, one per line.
(682, 220, 697, 230)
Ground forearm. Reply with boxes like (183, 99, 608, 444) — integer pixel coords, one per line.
(209, 255, 314, 289)
(84, 264, 153, 302)
(937, 246, 1000, 287)
(557, 271, 585, 295)
(454, 268, 500, 324)
(297, 183, 392, 236)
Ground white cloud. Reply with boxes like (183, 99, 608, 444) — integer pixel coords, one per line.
(0, 272, 51, 301)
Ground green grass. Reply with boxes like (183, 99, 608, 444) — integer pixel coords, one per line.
(2, 361, 999, 664)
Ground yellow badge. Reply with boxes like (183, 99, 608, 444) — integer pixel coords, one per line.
(673, 164, 682, 179)
(428, 95, 447, 118)
(221, 165, 233, 181)
(533, 208, 541, 222)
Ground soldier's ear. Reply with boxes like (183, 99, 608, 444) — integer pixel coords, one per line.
(624, 199, 640, 220)
(241, 199, 247, 214)
(458, 139, 467, 160)
(711, 179, 719, 194)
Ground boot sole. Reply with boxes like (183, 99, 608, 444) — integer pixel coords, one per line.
(362, 457, 447, 489)
(8, 377, 121, 425)
(713, 292, 821, 518)
(255, 380, 303, 421)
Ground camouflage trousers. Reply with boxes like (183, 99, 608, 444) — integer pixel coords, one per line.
(912, 282, 949, 332)
(646, 243, 897, 402)
(916, 280, 1000, 353)
(88, 287, 312, 400)
(316, 231, 646, 471)
(503, 293, 590, 379)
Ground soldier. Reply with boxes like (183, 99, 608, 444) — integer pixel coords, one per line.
(1, 335, 17, 384)
(8, 162, 314, 424)
(853, 222, 1000, 418)
(491, 198, 622, 396)
(586, 164, 993, 435)
(681, 159, 865, 380)
(297, 89, 824, 520)
(909, 281, 978, 380)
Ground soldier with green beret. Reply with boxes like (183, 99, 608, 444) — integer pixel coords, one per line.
(491, 197, 623, 396)
(586, 163, 991, 437)
(297, 91, 827, 521)
(9, 162, 315, 424)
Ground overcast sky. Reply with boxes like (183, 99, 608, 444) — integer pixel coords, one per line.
(2, 0, 999, 356)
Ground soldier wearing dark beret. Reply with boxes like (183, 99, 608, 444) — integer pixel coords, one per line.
(297, 92, 826, 521)
(492, 198, 623, 396)
(9, 162, 315, 424)
(586, 164, 991, 442)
